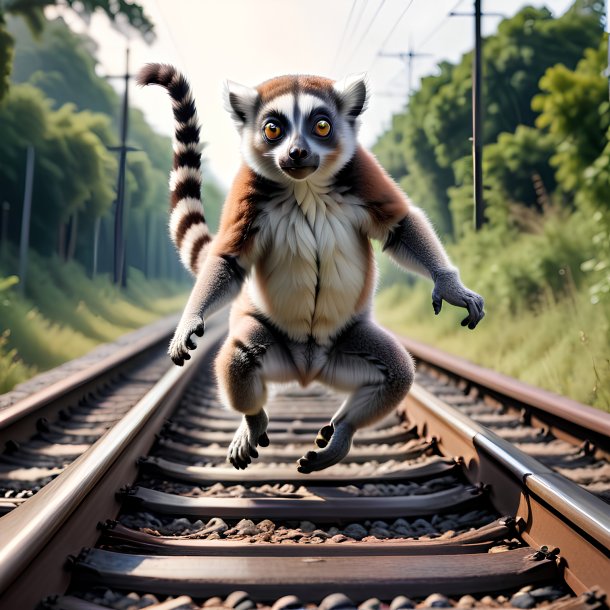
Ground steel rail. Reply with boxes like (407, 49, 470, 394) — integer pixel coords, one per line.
(0, 314, 179, 438)
(403, 383, 610, 594)
(400, 335, 610, 453)
(0, 319, 227, 608)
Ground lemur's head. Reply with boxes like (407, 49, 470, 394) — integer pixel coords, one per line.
(224, 74, 368, 183)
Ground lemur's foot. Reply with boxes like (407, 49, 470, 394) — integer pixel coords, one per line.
(298, 422, 353, 473)
(315, 424, 334, 448)
(168, 315, 205, 366)
(228, 411, 270, 470)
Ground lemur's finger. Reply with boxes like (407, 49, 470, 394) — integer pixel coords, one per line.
(432, 295, 442, 315)
(182, 352, 191, 361)
(186, 337, 197, 350)
(194, 323, 204, 337)
(467, 297, 484, 329)
(258, 432, 270, 447)
(170, 354, 184, 366)
(248, 445, 259, 459)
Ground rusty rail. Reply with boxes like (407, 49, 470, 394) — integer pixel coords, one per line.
(400, 336, 610, 456)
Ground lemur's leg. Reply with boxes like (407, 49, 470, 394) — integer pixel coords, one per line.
(298, 318, 414, 473)
(215, 314, 297, 470)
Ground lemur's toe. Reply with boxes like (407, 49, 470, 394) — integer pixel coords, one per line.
(315, 424, 334, 448)
(228, 413, 269, 470)
(297, 423, 353, 473)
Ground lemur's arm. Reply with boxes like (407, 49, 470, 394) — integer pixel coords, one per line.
(169, 165, 261, 365)
(354, 147, 485, 329)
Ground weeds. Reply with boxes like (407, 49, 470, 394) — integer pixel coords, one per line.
(0, 252, 188, 393)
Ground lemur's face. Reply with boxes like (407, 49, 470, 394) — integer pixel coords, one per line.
(224, 75, 368, 183)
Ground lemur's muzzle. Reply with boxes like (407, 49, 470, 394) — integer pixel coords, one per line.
(280, 147, 320, 180)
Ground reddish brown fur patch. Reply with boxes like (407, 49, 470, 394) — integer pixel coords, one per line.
(352, 147, 410, 228)
(212, 164, 261, 260)
(256, 75, 337, 105)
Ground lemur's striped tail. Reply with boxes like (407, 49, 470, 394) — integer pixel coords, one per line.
(137, 63, 212, 275)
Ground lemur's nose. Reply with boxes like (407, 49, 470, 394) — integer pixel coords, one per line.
(289, 147, 309, 160)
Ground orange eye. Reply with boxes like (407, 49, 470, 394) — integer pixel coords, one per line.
(314, 120, 331, 137)
(264, 122, 282, 141)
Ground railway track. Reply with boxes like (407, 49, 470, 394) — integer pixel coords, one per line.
(0, 315, 179, 515)
(0, 317, 608, 610)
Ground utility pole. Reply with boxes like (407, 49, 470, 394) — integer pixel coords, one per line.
(92, 216, 101, 278)
(450, 2, 503, 231)
(18, 146, 35, 295)
(604, 0, 610, 99)
(106, 46, 137, 287)
(1, 202, 9, 260)
(472, 0, 483, 231)
(379, 43, 433, 95)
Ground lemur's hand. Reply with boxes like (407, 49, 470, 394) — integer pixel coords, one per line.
(432, 269, 485, 329)
(168, 315, 205, 366)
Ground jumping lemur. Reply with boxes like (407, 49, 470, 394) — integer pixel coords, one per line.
(138, 64, 485, 473)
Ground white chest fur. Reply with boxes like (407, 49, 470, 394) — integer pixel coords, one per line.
(250, 180, 374, 344)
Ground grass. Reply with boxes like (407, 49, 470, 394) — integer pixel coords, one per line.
(374, 210, 610, 411)
(0, 252, 189, 394)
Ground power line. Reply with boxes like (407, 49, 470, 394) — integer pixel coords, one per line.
(339, 0, 368, 68)
(154, 0, 190, 72)
(339, 0, 387, 74)
(380, 0, 416, 49)
(352, 0, 387, 56)
(369, 0, 417, 71)
(419, 0, 465, 49)
(378, 45, 434, 94)
(332, 0, 359, 73)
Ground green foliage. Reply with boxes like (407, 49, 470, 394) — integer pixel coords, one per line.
(374, 2, 609, 407)
(375, 208, 610, 409)
(0, 252, 187, 387)
(9, 16, 116, 114)
(0, 84, 117, 254)
(449, 126, 557, 233)
(533, 37, 609, 210)
(0, 0, 154, 102)
(0, 329, 33, 394)
(1, 15, 225, 274)
(372, 2, 604, 237)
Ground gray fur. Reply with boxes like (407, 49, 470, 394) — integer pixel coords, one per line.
(385, 207, 485, 329)
(169, 255, 245, 365)
(152, 67, 484, 473)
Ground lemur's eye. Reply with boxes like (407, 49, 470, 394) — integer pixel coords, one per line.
(263, 122, 282, 141)
(314, 120, 331, 137)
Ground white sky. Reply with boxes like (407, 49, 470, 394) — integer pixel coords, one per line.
(51, 0, 576, 188)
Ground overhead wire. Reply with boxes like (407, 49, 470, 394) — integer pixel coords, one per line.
(338, 0, 388, 74)
(375, 0, 465, 97)
(332, 0, 359, 73)
(368, 0, 416, 71)
(419, 0, 465, 48)
(351, 0, 388, 60)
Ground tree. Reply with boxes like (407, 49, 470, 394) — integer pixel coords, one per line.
(533, 37, 609, 213)
(373, 1, 605, 238)
(0, 84, 117, 257)
(9, 16, 116, 114)
(0, 0, 154, 100)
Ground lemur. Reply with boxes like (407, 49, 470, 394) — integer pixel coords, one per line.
(137, 64, 485, 473)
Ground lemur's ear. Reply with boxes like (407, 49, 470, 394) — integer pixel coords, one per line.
(224, 80, 259, 125)
(334, 73, 368, 118)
